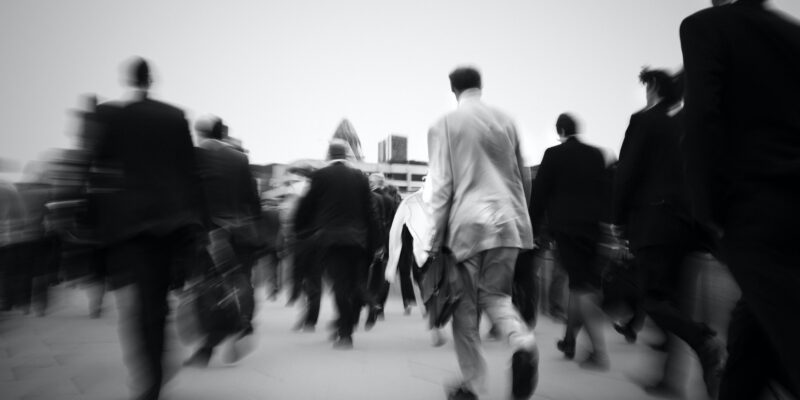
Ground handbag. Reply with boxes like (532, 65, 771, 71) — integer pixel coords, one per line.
(421, 250, 462, 328)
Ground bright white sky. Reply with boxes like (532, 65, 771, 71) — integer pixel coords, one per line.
(2, 0, 800, 169)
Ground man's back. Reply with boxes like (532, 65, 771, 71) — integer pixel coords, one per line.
(296, 162, 375, 251)
(197, 140, 260, 227)
(681, 1, 800, 221)
(531, 138, 605, 236)
(428, 89, 533, 262)
(103, 97, 201, 239)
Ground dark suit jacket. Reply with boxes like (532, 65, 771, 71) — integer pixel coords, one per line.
(95, 95, 204, 242)
(530, 137, 606, 239)
(680, 0, 800, 232)
(196, 140, 261, 229)
(295, 161, 380, 253)
(614, 102, 691, 249)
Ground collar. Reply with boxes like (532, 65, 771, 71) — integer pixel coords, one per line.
(328, 159, 350, 166)
(457, 88, 482, 106)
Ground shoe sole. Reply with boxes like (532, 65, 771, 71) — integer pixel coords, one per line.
(511, 347, 539, 399)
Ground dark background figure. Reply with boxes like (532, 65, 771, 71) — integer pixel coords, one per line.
(613, 68, 725, 398)
(96, 57, 205, 400)
(365, 173, 395, 329)
(294, 140, 381, 349)
(530, 113, 609, 370)
(0, 180, 25, 313)
(183, 116, 261, 368)
(681, 0, 800, 397)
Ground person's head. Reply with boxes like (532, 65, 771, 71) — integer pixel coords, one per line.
(369, 173, 386, 191)
(326, 138, 352, 161)
(639, 68, 679, 107)
(448, 67, 482, 98)
(195, 116, 225, 140)
(555, 113, 579, 141)
(127, 57, 153, 90)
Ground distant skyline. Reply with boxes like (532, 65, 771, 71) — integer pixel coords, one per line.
(2, 0, 800, 172)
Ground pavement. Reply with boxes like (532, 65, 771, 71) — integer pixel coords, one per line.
(0, 280, 718, 400)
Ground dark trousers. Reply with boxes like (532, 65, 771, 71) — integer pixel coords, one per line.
(324, 245, 367, 339)
(635, 245, 714, 351)
(110, 229, 197, 400)
(368, 257, 390, 311)
(398, 225, 423, 309)
(719, 205, 800, 399)
(553, 233, 602, 345)
(293, 239, 322, 327)
(512, 249, 538, 328)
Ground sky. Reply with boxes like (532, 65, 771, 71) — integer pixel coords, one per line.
(2, 0, 800, 171)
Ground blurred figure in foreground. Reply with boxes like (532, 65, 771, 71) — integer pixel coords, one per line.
(0, 179, 25, 312)
(614, 67, 726, 398)
(98, 58, 204, 400)
(681, 0, 800, 397)
(183, 116, 260, 367)
(530, 113, 609, 369)
(427, 66, 538, 400)
(294, 140, 381, 349)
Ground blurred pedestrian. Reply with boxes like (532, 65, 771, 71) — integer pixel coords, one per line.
(681, 0, 800, 397)
(427, 66, 538, 400)
(530, 113, 610, 369)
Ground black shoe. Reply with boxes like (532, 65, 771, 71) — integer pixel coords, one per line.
(404, 306, 412, 316)
(447, 386, 478, 400)
(511, 346, 539, 400)
(333, 336, 353, 350)
(613, 323, 637, 343)
(579, 351, 610, 371)
(556, 339, 575, 359)
(697, 336, 726, 399)
(183, 349, 211, 368)
(643, 381, 685, 398)
(365, 309, 377, 331)
(377, 309, 385, 321)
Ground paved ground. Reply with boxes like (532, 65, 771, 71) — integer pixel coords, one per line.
(0, 280, 715, 400)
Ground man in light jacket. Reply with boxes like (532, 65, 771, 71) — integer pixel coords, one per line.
(427, 66, 538, 400)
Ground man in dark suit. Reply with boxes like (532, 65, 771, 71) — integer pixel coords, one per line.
(614, 68, 726, 398)
(681, 1, 800, 397)
(183, 116, 261, 367)
(294, 140, 380, 349)
(97, 58, 204, 400)
(530, 113, 609, 369)
(365, 173, 393, 329)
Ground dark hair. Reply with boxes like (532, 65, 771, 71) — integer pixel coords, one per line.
(449, 67, 482, 93)
(556, 113, 579, 137)
(196, 117, 225, 140)
(128, 57, 152, 89)
(639, 68, 680, 106)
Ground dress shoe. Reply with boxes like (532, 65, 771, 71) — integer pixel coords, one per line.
(333, 336, 353, 350)
(446, 386, 478, 400)
(556, 339, 575, 359)
(365, 309, 377, 331)
(579, 351, 610, 371)
(613, 323, 637, 343)
(183, 349, 211, 368)
(511, 345, 539, 400)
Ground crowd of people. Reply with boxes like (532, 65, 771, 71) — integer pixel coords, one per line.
(1, 0, 799, 399)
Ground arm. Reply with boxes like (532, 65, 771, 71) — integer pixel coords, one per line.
(680, 15, 728, 228)
(426, 119, 454, 253)
(530, 149, 556, 237)
(612, 115, 647, 228)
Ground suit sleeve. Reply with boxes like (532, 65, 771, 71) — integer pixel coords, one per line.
(294, 174, 318, 238)
(530, 148, 554, 236)
(426, 119, 454, 251)
(680, 15, 728, 227)
(613, 114, 646, 227)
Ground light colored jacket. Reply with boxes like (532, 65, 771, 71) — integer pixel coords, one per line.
(427, 89, 534, 262)
(385, 188, 434, 281)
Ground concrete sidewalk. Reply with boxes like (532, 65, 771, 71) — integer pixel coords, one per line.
(0, 283, 712, 400)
